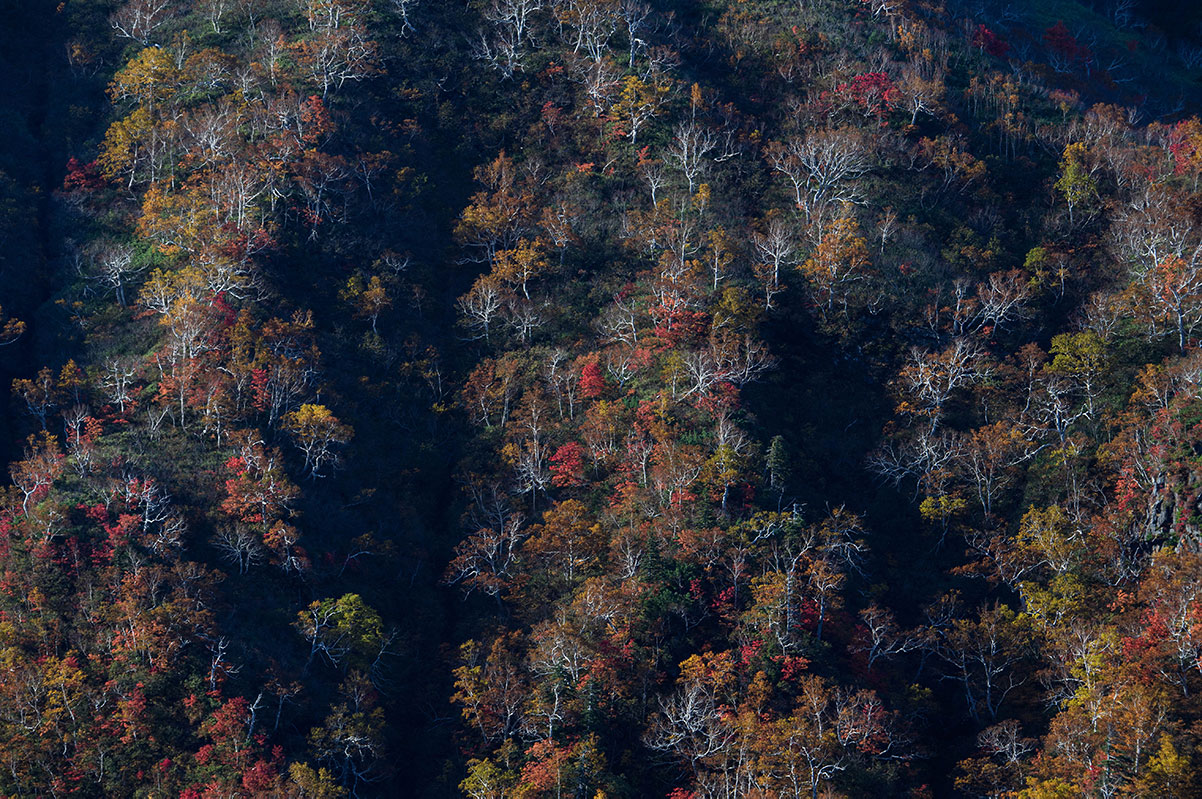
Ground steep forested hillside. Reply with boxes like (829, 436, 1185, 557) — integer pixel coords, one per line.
(4, 0, 1202, 796)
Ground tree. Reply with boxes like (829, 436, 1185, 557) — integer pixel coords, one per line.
(766, 435, 791, 505)
(110, 0, 175, 44)
(896, 338, 990, 428)
(702, 226, 737, 294)
(838, 72, 901, 122)
(919, 135, 987, 203)
(293, 150, 353, 237)
(452, 634, 529, 743)
(455, 153, 536, 264)
(1043, 21, 1083, 72)
(309, 673, 387, 792)
(899, 63, 946, 125)
(283, 403, 353, 478)
(678, 331, 775, 400)
(492, 238, 549, 299)
(752, 215, 795, 308)
(90, 242, 145, 307)
(974, 269, 1031, 335)
(610, 75, 670, 144)
(1132, 549, 1202, 696)
(958, 422, 1028, 516)
(851, 605, 921, 671)
(971, 24, 1010, 58)
(523, 499, 605, 582)
(643, 650, 739, 779)
(295, 594, 383, 672)
(766, 128, 870, 240)
(1143, 256, 1202, 354)
(59, 358, 89, 405)
(477, 0, 544, 77)
(287, 763, 348, 798)
(1132, 736, 1198, 798)
(754, 677, 896, 799)
(954, 720, 1032, 798)
(444, 509, 526, 606)
(100, 47, 181, 187)
(549, 442, 586, 488)
(221, 437, 300, 527)
(213, 524, 266, 574)
(251, 312, 322, 428)
(459, 275, 509, 342)
(294, 0, 382, 98)
(580, 358, 606, 399)
(926, 601, 1034, 724)
(667, 121, 717, 193)
(798, 214, 871, 320)
(0, 304, 24, 346)
(1054, 143, 1098, 225)
(1164, 117, 1202, 189)
(11, 367, 59, 429)
(340, 274, 393, 334)
(460, 757, 516, 799)
(1047, 331, 1107, 418)
(9, 433, 65, 515)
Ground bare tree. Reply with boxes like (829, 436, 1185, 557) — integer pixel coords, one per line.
(897, 338, 991, 428)
(752, 216, 797, 306)
(458, 276, 507, 342)
(477, 0, 543, 77)
(392, 0, 419, 34)
(213, 524, 266, 574)
(110, 0, 175, 44)
(205, 0, 230, 32)
(618, 0, 652, 65)
(768, 129, 871, 242)
(91, 242, 145, 307)
(973, 269, 1031, 335)
(668, 122, 717, 192)
(851, 604, 922, 671)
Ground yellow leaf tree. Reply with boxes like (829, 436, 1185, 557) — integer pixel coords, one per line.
(283, 403, 353, 478)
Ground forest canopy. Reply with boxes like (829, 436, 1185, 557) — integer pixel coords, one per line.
(3, 0, 1202, 797)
